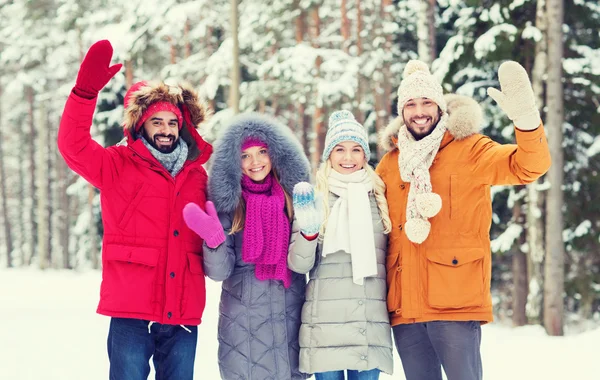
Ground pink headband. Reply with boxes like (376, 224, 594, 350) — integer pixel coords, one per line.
(241, 137, 267, 151)
(135, 101, 183, 131)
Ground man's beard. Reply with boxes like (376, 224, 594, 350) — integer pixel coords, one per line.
(143, 130, 179, 153)
(405, 115, 441, 141)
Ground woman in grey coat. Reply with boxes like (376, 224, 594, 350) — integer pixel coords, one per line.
(183, 113, 311, 380)
(288, 111, 394, 380)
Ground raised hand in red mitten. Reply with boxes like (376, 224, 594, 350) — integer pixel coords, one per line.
(73, 40, 122, 99)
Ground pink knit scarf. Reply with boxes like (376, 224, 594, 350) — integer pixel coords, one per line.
(241, 174, 292, 288)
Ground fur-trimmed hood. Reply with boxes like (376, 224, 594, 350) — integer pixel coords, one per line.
(208, 113, 311, 214)
(123, 82, 210, 133)
(379, 94, 483, 152)
(123, 81, 213, 164)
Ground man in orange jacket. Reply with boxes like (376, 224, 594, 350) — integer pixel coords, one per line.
(375, 60, 551, 380)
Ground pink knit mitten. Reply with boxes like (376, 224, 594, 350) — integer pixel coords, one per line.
(183, 201, 226, 248)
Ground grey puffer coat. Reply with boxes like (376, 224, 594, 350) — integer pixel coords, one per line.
(288, 191, 393, 375)
(204, 113, 311, 380)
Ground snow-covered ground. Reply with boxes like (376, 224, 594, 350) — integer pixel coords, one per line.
(0, 269, 596, 380)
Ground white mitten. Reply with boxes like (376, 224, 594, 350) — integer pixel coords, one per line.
(293, 182, 322, 236)
(487, 61, 541, 131)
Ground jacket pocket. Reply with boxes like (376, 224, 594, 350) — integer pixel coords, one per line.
(101, 244, 160, 314)
(181, 252, 206, 319)
(386, 252, 402, 314)
(426, 248, 485, 309)
(118, 183, 149, 229)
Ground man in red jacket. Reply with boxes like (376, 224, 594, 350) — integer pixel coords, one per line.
(58, 40, 212, 380)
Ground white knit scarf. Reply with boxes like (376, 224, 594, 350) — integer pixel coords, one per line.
(322, 169, 377, 285)
(397, 114, 448, 244)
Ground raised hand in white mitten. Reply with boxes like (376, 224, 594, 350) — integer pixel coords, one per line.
(292, 182, 322, 237)
(487, 61, 541, 131)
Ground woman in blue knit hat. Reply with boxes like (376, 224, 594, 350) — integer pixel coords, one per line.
(288, 110, 394, 380)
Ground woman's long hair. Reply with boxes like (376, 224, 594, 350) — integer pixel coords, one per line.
(229, 169, 293, 235)
(315, 160, 392, 237)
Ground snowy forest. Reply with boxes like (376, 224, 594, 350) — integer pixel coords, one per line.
(0, 0, 599, 337)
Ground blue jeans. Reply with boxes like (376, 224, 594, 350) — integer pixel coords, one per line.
(392, 321, 482, 380)
(107, 317, 197, 380)
(315, 369, 380, 380)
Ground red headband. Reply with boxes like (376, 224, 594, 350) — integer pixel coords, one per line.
(135, 101, 183, 131)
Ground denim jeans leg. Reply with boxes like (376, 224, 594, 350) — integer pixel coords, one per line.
(392, 323, 444, 380)
(107, 318, 154, 380)
(315, 370, 345, 380)
(153, 324, 198, 380)
(426, 321, 483, 380)
(347, 368, 381, 380)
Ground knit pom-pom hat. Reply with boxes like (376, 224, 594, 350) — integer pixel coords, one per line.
(322, 110, 370, 161)
(396, 60, 447, 115)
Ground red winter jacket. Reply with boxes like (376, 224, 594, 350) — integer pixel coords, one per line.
(58, 93, 212, 325)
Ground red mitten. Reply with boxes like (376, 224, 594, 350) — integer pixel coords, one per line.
(73, 40, 122, 99)
(183, 201, 226, 249)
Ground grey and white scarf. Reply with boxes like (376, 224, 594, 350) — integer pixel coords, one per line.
(140, 135, 189, 177)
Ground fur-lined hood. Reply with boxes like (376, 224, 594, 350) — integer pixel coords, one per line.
(123, 81, 213, 164)
(123, 82, 210, 133)
(208, 113, 311, 214)
(379, 94, 483, 152)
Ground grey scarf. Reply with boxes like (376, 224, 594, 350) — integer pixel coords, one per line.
(139, 135, 189, 177)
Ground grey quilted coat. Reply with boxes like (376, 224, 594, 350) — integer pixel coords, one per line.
(288, 191, 394, 375)
(204, 113, 311, 380)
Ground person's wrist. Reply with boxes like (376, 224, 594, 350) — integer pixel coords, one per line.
(72, 86, 98, 100)
(301, 231, 319, 241)
(513, 110, 541, 131)
(204, 225, 225, 248)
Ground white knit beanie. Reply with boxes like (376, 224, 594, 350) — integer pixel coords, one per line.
(397, 60, 447, 115)
(322, 110, 370, 161)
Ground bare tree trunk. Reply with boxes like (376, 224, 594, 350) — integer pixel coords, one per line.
(56, 140, 71, 269)
(168, 36, 177, 64)
(341, 0, 350, 54)
(354, 0, 365, 124)
(230, 0, 241, 114)
(47, 106, 54, 267)
(184, 19, 192, 58)
(513, 249, 529, 326)
(310, 6, 325, 171)
(417, 0, 435, 65)
(295, 4, 311, 155)
(544, 0, 565, 337)
(511, 195, 528, 326)
(37, 102, 49, 270)
(526, 0, 547, 323)
(26, 86, 37, 265)
(0, 81, 14, 267)
(125, 60, 134, 88)
(375, 0, 394, 160)
(17, 116, 26, 266)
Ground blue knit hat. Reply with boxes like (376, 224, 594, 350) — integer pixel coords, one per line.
(322, 110, 370, 161)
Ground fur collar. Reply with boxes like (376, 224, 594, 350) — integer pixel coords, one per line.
(208, 113, 311, 214)
(379, 94, 483, 152)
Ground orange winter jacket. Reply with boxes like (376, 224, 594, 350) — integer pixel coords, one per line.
(376, 94, 551, 326)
